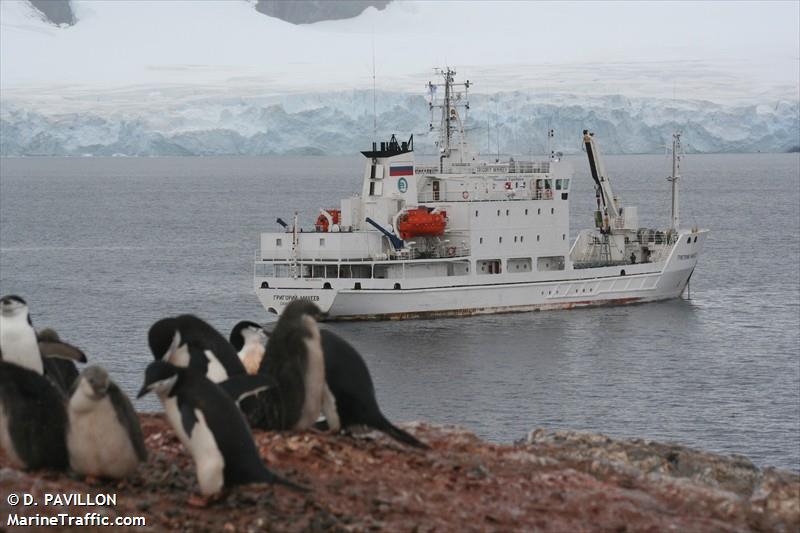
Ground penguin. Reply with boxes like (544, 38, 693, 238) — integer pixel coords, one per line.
(230, 310, 428, 448)
(148, 314, 246, 383)
(0, 360, 69, 470)
(0, 295, 43, 374)
(230, 320, 267, 375)
(67, 366, 146, 479)
(258, 301, 340, 432)
(137, 361, 303, 500)
(0, 295, 87, 393)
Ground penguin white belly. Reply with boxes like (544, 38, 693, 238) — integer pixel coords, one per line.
(238, 343, 264, 375)
(295, 320, 326, 430)
(188, 410, 225, 496)
(0, 321, 42, 374)
(0, 405, 23, 468)
(67, 396, 139, 478)
(160, 398, 224, 496)
(203, 350, 228, 383)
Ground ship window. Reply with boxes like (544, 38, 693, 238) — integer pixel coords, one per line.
(480, 237, 483, 244)
(525, 209, 528, 215)
(369, 181, 375, 196)
(564, 179, 570, 189)
(537, 208, 541, 215)
(499, 237, 503, 243)
(545, 179, 552, 189)
(537, 235, 540, 242)
(506, 209, 509, 216)
(394, 283, 401, 290)
(514, 236, 518, 243)
(520, 236, 524, 243)
(694, 236, 698, 243)
(354, 282, 361, 290)
(551, 208, 555, 214)
(261, 281, 269, 289)
(563, 234, 566, 240)
(475, 210, 479, 217)
(323, 282, 332, 289)
(556, 179, 562, 190)
(276, 238, 283, 247)
(497, 209, 501, 216)
(687, 237, 691, 244)
(319, 238, 325, 247)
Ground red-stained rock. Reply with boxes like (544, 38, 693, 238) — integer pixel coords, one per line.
(0, 414, 796, 532)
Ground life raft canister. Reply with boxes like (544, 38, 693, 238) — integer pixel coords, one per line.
(396, 208, 447, 240)
(315, 209, 341, 232)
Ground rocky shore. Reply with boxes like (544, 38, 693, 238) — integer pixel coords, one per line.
(1, 414, 797, 532)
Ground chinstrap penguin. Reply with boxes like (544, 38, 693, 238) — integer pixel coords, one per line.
(0, 295, 87, 393)
(231, 311, 428, 448)
(148, 314, 246, 383)
(137, 361, 304, 500)
(0, 360, 70, 470)
(259, 301, 340, 432)
(67, 366, 146, 479)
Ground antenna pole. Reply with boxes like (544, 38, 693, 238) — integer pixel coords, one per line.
(669, 132, 681, 231)
(372, 35, 377, 140)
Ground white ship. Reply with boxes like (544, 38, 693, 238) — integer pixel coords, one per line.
(254, 68, 707, 320)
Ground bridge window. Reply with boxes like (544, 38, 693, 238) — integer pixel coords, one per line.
(556, 179, 562, 190)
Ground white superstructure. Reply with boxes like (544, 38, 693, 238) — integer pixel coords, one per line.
(254, 69, 707, 320)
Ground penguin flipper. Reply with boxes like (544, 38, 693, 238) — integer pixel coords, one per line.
(108, 383, 148, 462)
(219, 374, 276, 405)
(38, 341, 87, 363)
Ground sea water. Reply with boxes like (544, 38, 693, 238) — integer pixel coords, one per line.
(1, 153, 798, 471)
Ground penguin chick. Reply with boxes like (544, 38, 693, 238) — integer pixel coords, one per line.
(0, 360, 69, 470)
(148, 314, 246, 383)
(262, 301, 339, 431)
(67, 366, 146, 479)
(137, 361, 304, 497)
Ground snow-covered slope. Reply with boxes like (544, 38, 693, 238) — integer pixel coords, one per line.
(1, 0, 797, 155)
(2, 90, 797, 156)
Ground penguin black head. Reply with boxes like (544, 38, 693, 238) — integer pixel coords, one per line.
(229, 321, 268, 352)
(148, 317, 181, 361)
(0, 294, 29, 319)
(137, 361, 179, 399)
(279, 301, 323, 323)
(76, 366, 111, 399)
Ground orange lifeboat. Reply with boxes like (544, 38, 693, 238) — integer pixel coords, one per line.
(396, 208, 447, 240)
(315, 209, 340, 232)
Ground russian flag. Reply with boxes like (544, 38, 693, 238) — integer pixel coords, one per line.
(389, 164, 414, 177)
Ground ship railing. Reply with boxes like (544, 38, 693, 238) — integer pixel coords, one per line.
(413, 161, 550, 175)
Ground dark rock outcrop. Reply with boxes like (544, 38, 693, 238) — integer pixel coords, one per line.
(255, 0, 390, 25)
(29, 0, 75, 26)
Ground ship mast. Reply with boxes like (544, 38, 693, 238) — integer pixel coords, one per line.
(667, 132, 682, 231)
(428, 67, 470, 169)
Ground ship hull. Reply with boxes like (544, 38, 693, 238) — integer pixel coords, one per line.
(255, 230, 706, 321)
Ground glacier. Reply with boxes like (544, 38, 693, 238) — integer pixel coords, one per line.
(1, 90, 798, 156)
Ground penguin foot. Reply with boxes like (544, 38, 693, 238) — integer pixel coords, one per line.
(187, 492, 221, 508)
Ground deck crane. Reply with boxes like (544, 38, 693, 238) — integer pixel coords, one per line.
(583, 130, 620, 233)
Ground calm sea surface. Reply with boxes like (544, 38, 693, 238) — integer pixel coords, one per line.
(1, 153, 798, 471)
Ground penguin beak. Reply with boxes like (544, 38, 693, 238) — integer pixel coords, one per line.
(136, 384, 151, 399)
